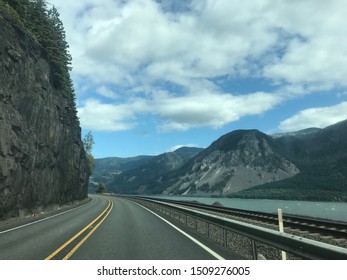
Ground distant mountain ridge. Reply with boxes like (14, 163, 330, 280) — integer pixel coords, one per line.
(91, 147, 203, 193)
(149, 129, 300, 195)
(271, 127, 322, 138)
(93, 155, 154, 177)
(92, 120, 347, 201)
(237, 119, 347, 201)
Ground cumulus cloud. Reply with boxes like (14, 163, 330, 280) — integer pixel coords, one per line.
(77, 98, 148, 131)
(166, 144, 199, 153)
(153, 91, 282, 131)
(263, 0, 347, 89)
(279, 102, 347, 131)
(79, 0, 280, 82)
(96, 86, 118, 99)
(50, 0, 347, 132)
(77, 90, 282, 132)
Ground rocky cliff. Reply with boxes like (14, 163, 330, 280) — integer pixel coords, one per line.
(163, 130, 300, 195)
(0, 6, 89, 219)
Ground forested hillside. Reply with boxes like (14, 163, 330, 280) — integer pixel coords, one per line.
(231, 120, 347, 201)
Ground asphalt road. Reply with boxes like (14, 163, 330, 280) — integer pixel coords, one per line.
(0, 195, 108, 259)
(0, 195, 232, 260)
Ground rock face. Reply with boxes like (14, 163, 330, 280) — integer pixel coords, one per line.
(164, 130, 299, 195)
(0, 9, 89, 218)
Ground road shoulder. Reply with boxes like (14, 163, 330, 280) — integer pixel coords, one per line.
(0, 197, 92, 232)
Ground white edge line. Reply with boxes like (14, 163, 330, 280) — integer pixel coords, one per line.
(0, 197, 95, 235)
(130, 200, 225, 260)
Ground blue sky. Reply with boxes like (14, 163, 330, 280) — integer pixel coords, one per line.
(50, 0, 347, 158)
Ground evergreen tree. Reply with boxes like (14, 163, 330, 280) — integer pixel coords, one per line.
(95, 182, 106, 194)
(1, 0, 76, 106)
(82, 131, 96, 175)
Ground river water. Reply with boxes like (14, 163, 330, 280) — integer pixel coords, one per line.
(152, 196, 347, 223)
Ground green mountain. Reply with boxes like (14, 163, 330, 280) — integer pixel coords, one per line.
(105, 120, 347, 202)
(236, 120, 347, 201)
(93, 156, 155, 178)
(147, 129, 300, 195)
(92, 147, 203, 193)
(90, 155, 154, 191)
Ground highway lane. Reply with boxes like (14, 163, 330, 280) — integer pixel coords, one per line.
(0, 196, 108, 259)
(70, 196, 223, 259)
(0, 195, 230, 260)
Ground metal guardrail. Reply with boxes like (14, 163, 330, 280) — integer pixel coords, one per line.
(133, 197, 347, 260)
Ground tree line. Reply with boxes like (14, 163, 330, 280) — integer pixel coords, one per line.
(228, 159, 347, 202)
(0, 0, 76, 108)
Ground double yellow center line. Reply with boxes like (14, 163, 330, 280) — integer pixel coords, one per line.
(45, 199, 113, 260)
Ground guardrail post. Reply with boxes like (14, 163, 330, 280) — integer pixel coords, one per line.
(278, 208, 287, 260)
(251, 240, 257, 260)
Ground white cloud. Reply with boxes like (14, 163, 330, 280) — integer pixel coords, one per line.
(77, 90, 282, 132)
(263, 0, 347, 89)
(53, 0, 282, 84)
(96, 86, 118, 99)
(167, 144, 199, 153)
(153, 91, 282, 131)
(279, 101, 347, 132)
(77, 98, 148, 131)
(49, 0, 347, 132)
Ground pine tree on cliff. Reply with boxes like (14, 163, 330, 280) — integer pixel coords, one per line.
(0, 0, 76, 109)
(82, 131, 96, 175)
